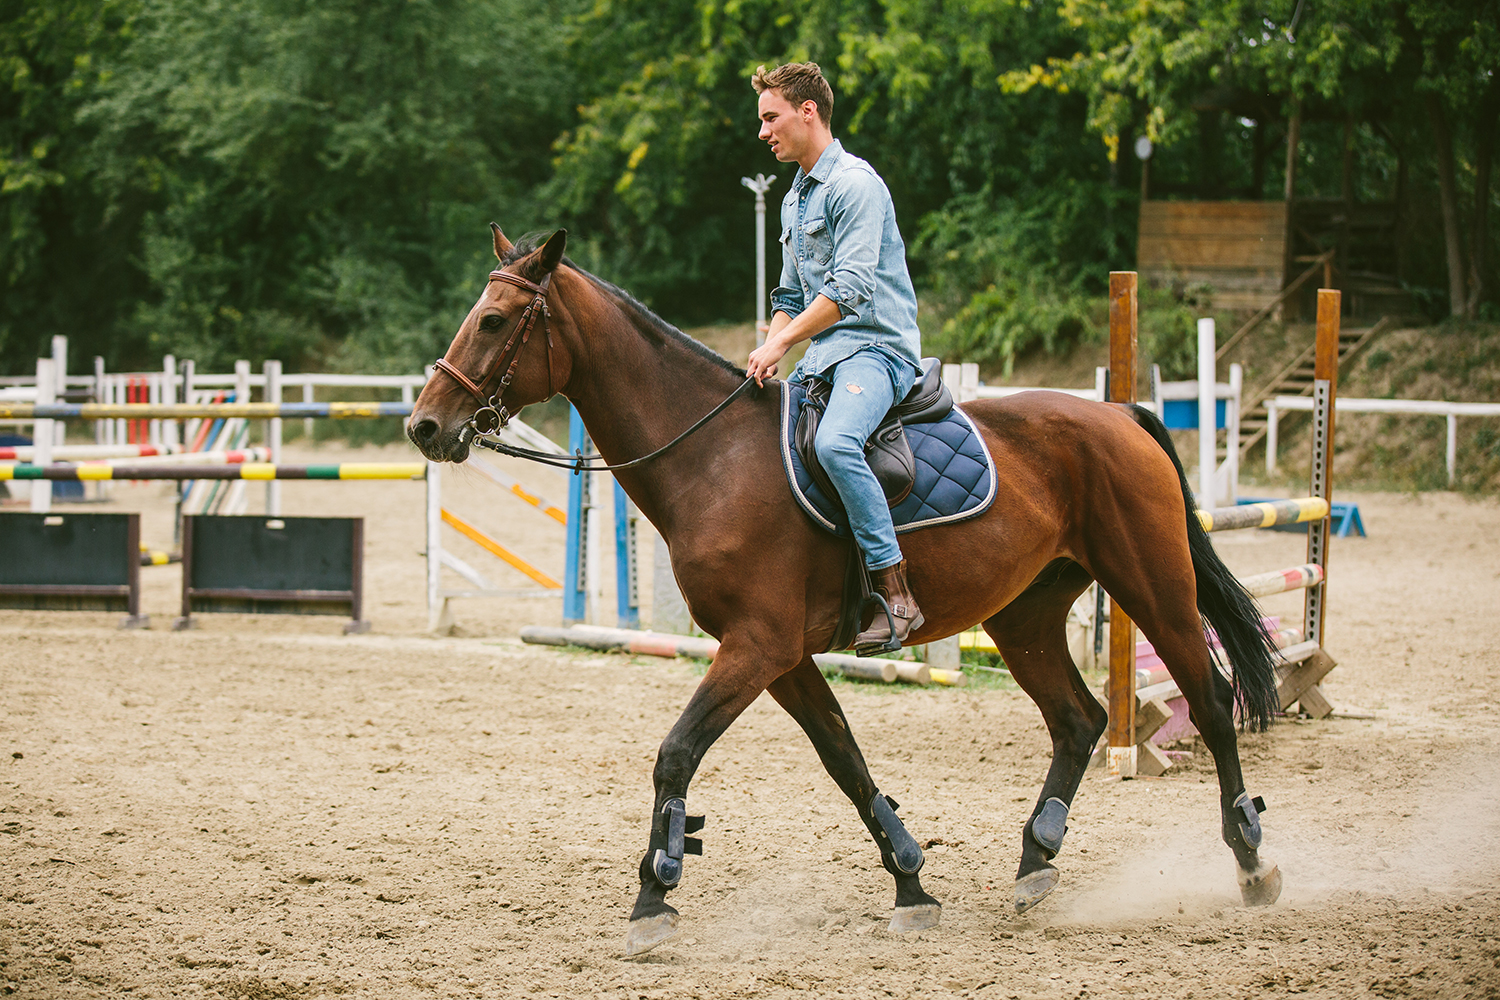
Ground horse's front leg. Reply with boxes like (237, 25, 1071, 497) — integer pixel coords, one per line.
(767, 657, 941, 932)
(625, 631, 797, 956)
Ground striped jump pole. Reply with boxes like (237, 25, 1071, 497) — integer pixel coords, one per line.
(0, 402, 412, 420)
(1236, 563, 1324, 599)
(0, 462, 426, 481)
(1196, 497, 1329, 533)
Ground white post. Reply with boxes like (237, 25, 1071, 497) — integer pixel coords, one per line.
(1197, 318, 1216, 509)
(30, 358, 54, 513)
(302, 382, 315, 442)
(960, 362, 980, 404)
(93, 356, 106, 446)
(426, 459, 444, 630)
(587, 469, 607, 623)
(1266, 400, 1279, 475)
(50, 336, 67, 449)
(741, 173, 775, 346)
(1447, 413, 1457, 486)
(264, 360, 282, 514)
(1095, 365, 1108, 401)
(1225, 362, 1242, 504)
(162, 355, 179, 449)
(148, 366, 162, 447)
(181, 359, 197, 452)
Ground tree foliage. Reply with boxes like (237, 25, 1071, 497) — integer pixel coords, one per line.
(0, 0, 1494, 376)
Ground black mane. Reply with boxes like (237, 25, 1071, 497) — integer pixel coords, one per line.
(501, 231, 747, 379)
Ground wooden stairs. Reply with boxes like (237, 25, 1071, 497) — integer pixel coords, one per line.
(1232, 316, 1395, 462)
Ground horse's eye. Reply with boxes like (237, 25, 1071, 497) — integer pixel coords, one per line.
(479, 313, 506, 331)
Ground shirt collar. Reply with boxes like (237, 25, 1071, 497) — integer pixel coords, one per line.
(795, 138, 844, 190)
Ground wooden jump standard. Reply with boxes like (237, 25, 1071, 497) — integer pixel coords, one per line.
(1105, 285, 1343, 778)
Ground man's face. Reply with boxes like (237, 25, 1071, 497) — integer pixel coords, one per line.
(758, 88, 815, 163)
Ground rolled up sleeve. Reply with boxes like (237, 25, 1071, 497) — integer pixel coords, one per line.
(819, 171, 883, 325)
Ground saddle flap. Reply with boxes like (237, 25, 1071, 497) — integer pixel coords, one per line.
(794, 380, 914, 509)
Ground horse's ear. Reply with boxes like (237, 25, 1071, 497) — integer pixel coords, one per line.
(490, 222, 513, 261)
(538, 228, 568, 272)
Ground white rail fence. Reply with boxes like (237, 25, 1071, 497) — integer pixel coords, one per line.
(1266, 396, 1500, 485)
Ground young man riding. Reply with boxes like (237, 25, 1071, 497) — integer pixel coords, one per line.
(745, 61, 925, 650)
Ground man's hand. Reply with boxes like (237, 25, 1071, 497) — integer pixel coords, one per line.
(746, 298, 841, 386)
(747, 337, 788, 386)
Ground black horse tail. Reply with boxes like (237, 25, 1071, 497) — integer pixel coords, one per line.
(1127, 404, 1281, 730)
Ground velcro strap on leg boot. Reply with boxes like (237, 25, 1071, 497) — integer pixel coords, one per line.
(1233, 792, 1265, 850)
(1030, 797, 1069, 859)
(869, 792, 924, 876)
(649, 797, 704, 887)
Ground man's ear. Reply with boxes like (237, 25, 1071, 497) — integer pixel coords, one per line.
(491, 222, 514, 261)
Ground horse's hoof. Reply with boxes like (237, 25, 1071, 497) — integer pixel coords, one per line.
(1014, 867, 1060, 914)
(1238, 861, 1282, 907)
(888, 903, 941, 933)
(623, 912, 679, 956)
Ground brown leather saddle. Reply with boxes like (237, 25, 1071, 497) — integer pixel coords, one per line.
(794, 356, 954, 512)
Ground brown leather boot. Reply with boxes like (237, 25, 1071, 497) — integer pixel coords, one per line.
(853, 559, 925, 654)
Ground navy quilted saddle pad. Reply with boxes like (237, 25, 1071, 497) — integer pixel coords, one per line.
(777, 380, 997, 537)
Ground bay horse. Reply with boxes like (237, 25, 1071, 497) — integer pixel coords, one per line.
(407, 227, 1284, 955)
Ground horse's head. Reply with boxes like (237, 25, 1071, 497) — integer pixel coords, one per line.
(407, 224, 570, 463)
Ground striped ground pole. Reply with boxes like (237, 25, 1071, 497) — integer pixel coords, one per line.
(1196, 497, 1329, 533)
(0, 402, 412, 420)
(0, 462, 426, 481)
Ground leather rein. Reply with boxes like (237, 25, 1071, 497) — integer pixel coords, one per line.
(431, 267, 757, 475)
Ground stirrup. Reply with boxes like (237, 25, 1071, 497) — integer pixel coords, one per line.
(855, 593, 904, 655)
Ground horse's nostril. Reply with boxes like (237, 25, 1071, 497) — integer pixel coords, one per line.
(410, 417, 440, 445)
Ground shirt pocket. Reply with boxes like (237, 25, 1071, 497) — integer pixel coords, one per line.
(802, 217, 833, 266)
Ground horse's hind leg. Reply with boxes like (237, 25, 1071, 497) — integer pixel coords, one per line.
(982, 560, 1107, 914)
(1089, 545, 1282, 907)
(767, 657, 941, 932)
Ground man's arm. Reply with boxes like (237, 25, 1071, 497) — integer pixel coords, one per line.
(746, 295, 842, 386)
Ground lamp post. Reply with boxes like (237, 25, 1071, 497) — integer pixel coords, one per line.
(741, 173, 776, 346)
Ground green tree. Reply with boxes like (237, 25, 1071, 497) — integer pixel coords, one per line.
(0, 0, 141, 367)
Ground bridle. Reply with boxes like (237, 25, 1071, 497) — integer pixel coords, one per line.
(430, 262, 760, 474)
(432, 268, 556, 443)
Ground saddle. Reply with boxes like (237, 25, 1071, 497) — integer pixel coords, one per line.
(793, 357, 953, 511)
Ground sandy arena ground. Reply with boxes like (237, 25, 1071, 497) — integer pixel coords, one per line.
(3, 439, 1500, 999)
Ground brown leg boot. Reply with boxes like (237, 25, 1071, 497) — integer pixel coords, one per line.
(853, 559, 925, 655)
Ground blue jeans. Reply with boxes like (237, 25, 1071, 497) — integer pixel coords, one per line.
(806, 349, 916, 571)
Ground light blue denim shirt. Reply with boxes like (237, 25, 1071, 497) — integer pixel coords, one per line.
(770, 139, 922, 382)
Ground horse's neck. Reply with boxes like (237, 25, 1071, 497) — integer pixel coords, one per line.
(560, 276, 758, 530)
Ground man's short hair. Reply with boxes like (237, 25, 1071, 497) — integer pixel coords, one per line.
(752, 62, 834, 127)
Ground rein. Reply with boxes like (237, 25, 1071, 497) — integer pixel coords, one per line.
(474, 376, 759, 474)
(432, 264, 758, 475)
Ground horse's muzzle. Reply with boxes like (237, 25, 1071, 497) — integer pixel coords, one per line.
(406, 414, 470, 464)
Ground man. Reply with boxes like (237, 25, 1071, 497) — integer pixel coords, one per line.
(745, 61, 924, 650)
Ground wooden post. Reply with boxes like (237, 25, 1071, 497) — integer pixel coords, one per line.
(1107, 272, 1138, 777)
(1301, 289, 1340, 716)
(1283, 99, 1302, 320)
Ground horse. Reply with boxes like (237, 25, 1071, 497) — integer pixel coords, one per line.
(407, 226, 1285, 956)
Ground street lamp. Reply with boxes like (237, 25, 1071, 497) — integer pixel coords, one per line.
(740, 173, 776, 346)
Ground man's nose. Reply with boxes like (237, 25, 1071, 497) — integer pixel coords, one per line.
(759, 122, 771, 140)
